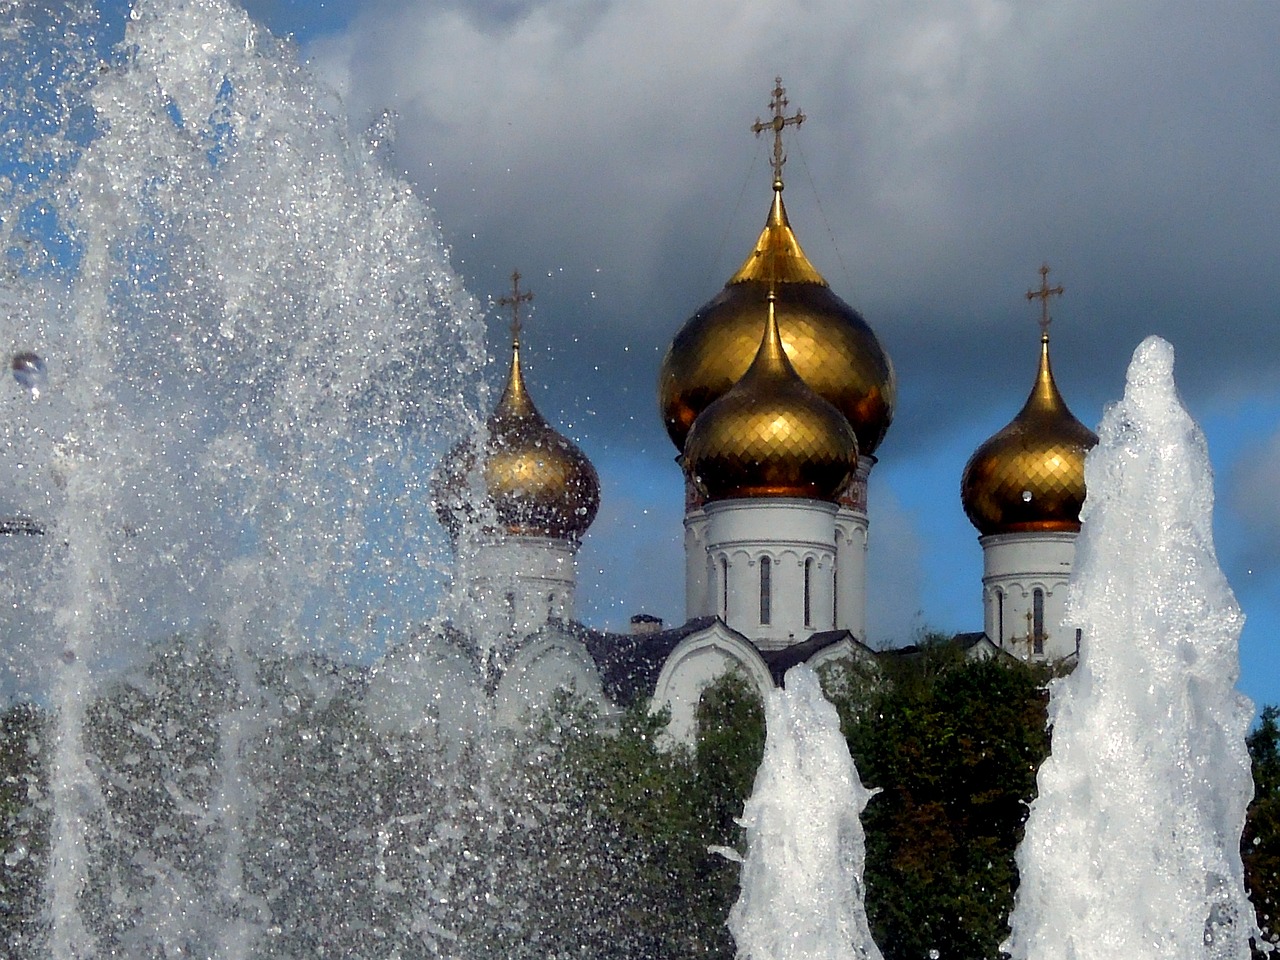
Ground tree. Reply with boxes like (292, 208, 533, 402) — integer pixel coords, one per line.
(0, 701, 47, 958)
(1245, 705, 1280, 957)
(831, 643, 1055, 960)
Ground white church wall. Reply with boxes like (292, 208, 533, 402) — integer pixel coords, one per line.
(834, 507, 869, 641)
(980, 531, 1079, 661)
(468, 535, 579, 638)
(494, 628, 610, 728)
(833, 457, 874, 641)
(699, 498, 838, 648)
(684, 506, 709, 618)
(650, 623, 774, 745)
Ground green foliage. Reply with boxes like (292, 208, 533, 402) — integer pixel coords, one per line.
(0, 701, 48, 957)
(831, 644, 1055, 960)
(485, 674, 765, 959)
(1245, 706, 1280, 955)
(3, 633, 1278, 960)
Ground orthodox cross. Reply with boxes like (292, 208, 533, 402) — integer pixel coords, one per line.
(1026, 263, 1064, 339)
(499, 269, 534, 348)
(752, 77, 805, 187)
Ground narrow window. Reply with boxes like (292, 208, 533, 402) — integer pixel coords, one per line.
(996, 589, 1005, 644)
(803, 558, 813, 627)
(759, 556, 772, 625)
(720, 557, 729, 619)
(1075, 628, 1082, 655)
(832, 567, 838, 625)
(1033, 588, 1045, 655)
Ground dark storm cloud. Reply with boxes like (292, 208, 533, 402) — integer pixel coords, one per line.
(309, 0, 1280, 462)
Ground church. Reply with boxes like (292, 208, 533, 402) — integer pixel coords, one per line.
(424, 80, 1097, 742)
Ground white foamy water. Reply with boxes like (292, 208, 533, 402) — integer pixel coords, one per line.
(728, 664, 884, 960)
(1004, 336, 1259, 960)
(1, 1, 489, 956)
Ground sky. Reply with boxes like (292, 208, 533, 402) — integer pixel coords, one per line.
(25, 0, 1280, 708)
(216, 0, 1280, 711)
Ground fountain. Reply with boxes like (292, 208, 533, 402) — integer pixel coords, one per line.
(1, 0, 491, 956)
(2, 2, 1267, 958)
(1004, 336, 1261, 960)
(724, 663, 883, 960)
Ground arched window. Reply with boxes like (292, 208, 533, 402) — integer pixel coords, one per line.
(1033, 588, 1045, 655)
(720, 557, 729, 619)
(803, 558, 813, 627)
(832, 566, 838, 625)
(759, 556, 772, 625)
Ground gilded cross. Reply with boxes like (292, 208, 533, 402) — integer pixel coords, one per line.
(498, 269, 534, 348)
(752, 77, 805, 188)
(1026, 263, 1064, 339)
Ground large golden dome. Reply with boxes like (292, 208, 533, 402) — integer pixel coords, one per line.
(434, 334, 599, 542)
(683, 290, 858, 502)
(658, 185, 896, 457)
(961, 332, 1097, 536)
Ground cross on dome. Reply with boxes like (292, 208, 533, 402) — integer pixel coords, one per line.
(498, 269, 534, 349)
(1026, 263, 1064, 341)
(752, 77, 805, 190)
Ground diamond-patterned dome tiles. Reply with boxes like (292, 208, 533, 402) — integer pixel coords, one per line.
(434, 345, 599, 541)
(962, 338, 1097, 536)
(659, 191, 895, 458)
(684, 293, 858, 503)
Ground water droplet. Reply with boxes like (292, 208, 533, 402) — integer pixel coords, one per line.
(11, 352, 46, 397)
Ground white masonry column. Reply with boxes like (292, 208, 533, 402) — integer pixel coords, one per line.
(683, 474, 712, 620)
(834, 457, 873, 641)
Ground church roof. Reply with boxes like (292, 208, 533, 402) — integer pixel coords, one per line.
(657, 79, 895, 461)
(578, 616, 722, 706)
(579, 619, 865, 702)
(758, 630, 861, 685)
(504, 617, 864, 708)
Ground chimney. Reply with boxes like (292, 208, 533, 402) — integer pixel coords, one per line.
(629, 613, 663, 636)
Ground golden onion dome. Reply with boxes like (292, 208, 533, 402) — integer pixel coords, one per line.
(658, 185, 896, 457)
(683, 289, 858, 502)
(434, 328, 600, 542)
(961, 331, 1098, 536)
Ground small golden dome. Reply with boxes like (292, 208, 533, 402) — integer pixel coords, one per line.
(683, 289, 858, 502)
(434, 335, 599, 542)
(658, 186, 895, 458)
(961, 332, 1097, 536)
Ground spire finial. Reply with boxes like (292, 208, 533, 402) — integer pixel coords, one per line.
(498, 269, 534, 350)
(1026, 263, 1064, 342)
(751, 77, 805, 191)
